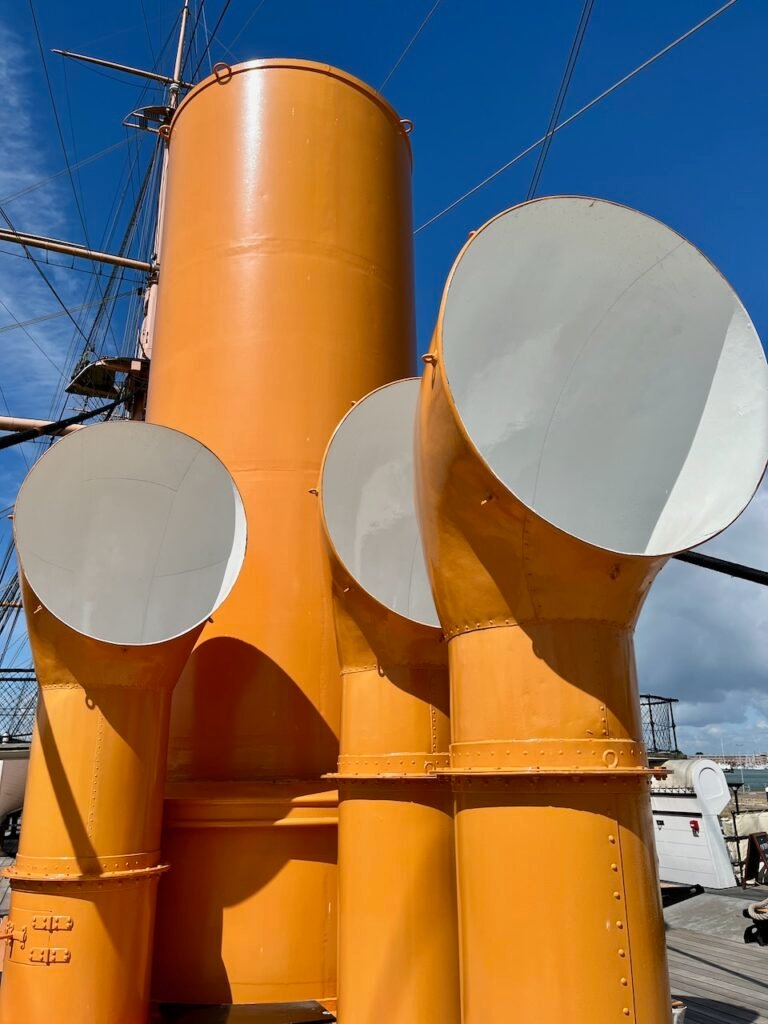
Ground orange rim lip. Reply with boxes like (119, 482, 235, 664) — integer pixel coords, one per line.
(171, 58, 413, 160)
(430, 195, 768, 561)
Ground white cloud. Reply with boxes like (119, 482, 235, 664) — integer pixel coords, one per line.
(636, 476, 768, 754)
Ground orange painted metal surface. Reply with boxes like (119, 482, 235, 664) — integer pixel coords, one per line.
(415, 226, 671, 1023)
(0, 579, 200, 1024)
(145, 60, 415, 1002)
(152, 783, 338, 1005)
(320, 497, 460, 1024)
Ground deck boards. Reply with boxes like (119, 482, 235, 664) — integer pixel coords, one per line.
(668, 926, 768, 1023)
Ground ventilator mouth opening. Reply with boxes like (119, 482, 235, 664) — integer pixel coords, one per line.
(14, 420, 246, 646)
(441, 196, 768, 557)
(321, 378, 439, 627)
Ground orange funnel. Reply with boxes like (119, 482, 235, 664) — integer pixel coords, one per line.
(320, 379, 460, 1024)
(0, 422, 245, 1024)
(144, 60, 416, 1004)
(416, 197, 768, 1023)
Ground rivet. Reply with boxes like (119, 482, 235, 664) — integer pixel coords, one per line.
(620, 977, 628, 986)
(613, 892, 621, 900)
(611, 863, 618, 871)
(617, 921, 624, 929)
(623, 1010, 630, 1017)
(618, 948, 626, 957)
(608, 835, 616, 844)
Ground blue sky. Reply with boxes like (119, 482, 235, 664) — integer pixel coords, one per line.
(1, 0, 767, 752)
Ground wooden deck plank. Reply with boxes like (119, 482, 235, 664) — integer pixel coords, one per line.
(668, 964, 768, 1002)
(667, 925, 768, 1024)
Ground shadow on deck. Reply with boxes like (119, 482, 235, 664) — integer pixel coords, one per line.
(668, 921, 768, 1024)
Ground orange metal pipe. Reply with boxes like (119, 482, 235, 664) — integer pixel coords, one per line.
(0, 579, 201, 1024)
(145, 60, 415, 1003)
(322, 532, 460, 1024)
(416, 233, 671, 1024)
(0, 420, 245, 1024)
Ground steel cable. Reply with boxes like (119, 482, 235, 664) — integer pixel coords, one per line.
(415, 0, 740, 233)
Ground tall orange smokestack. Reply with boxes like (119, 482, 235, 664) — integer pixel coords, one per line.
(145, 60, 416, 1003)
(416, 197, 768, 1023)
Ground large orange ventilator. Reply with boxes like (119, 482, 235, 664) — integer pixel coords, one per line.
(320, 379, 460, 1024)
(0, 422, 245, 1024)
(415, 197, 768, 1023)
(145, 60, 415, 1002)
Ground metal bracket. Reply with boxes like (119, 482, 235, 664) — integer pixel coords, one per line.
(29, 947, 71, 965)
(0, 922, 26, 945)
(32, 914, 73, 932)
(123, 104, 173, 134)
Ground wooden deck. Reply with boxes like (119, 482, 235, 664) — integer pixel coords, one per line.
(668, 926, 768, 1023)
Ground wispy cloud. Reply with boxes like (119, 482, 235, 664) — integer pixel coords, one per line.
(0, 15, 89, 512)
(0, 13, 94, 668)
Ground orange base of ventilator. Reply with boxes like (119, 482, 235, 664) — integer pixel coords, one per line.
(337, 780, 460, 1024)
(1, 875, 162, 1024)
(453, 774, 670, 1023)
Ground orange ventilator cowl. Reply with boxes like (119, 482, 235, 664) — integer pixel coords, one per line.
(416, 197, 768, 1024)
(320, 379, 460, 1024)
(0, 422, 245, 1024)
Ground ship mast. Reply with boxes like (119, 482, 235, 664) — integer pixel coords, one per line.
(139, 0, 190, 367)
(0, 1, 192, 423)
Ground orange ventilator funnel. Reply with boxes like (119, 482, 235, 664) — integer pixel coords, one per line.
(415, 197, 768, 1024)
(0, 421, 245, 1024)
(320, 379, 460, 1024)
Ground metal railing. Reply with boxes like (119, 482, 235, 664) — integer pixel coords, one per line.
(0, 669, 37, 741)
(640, 693, 680, 756)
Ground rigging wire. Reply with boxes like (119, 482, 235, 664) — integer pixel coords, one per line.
(61, 61, 122, 355)
(526, 0, 595, 201)
(380, 0, 444, 91)
(199, 2, 215, 75)
(0, 204, 93, 346)
(200, 3, 215, 76)
(27, 0, 106, 307)
(0, 386, 31, 473)
(227, 0, 268, 52)
(181, 0, 206, 77)
(48, 11, 179, 391)
(0, 292, 135, 336)
(139, 0, 158, 65)
(0, 296, 67, 378)
(0, 247, 141, 282)
(68, 63, 164, 91)
(0, 5, 179, 673)
(189, 0, 234, 81)
(0, 139, 131, 206)
(415, 0, 740, 233)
